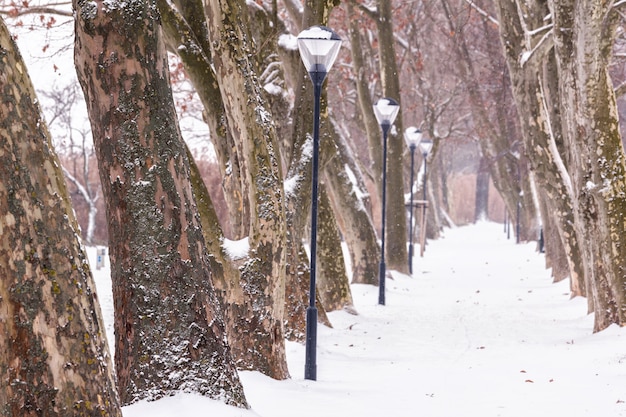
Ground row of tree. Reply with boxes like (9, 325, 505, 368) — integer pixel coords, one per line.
(4, 0, 626, 413)
(0, 0, 404, 412)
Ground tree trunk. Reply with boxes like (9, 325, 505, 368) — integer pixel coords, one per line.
(316, 185, 354, 312)
(0, 16, 122, 415)
(474, 156, 490, 222)
(73, 0, 247, 405)
(158, 0, 247, 239)
(550, 0, 626, 331)
(158, 0, 290, 379)
(202, 0, 289, 378)
(348, 1, 383, 181)
(495, 0, 586, 300)
(376, 0, 409, 274)
(536, 191, 570, 283)
(323, 123, 380, 286)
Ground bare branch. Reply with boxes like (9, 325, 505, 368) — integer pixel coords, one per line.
(350, 0, 379, 20)
(527, 23, 553, 37)
(615, 80, 626, 97)
(464, 0, 499, 26)
(614, 0, 626, 9)
(520, 27, 554, 67)
(62, 167, 87, 199)
(0, 4, 72, 17)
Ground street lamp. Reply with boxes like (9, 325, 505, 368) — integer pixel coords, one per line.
(419, 138, 433, 201)
(297, 25, 341, 382)
(418, 138, 433, 255)
(373, 97, 400, 306)
(404, 127, 422, 274)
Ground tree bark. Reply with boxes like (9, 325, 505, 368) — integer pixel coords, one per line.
(474, 156, 490, 222)
(73, 0, 247, 405)
(0, 16, 121, 415)
(536, 190, 570, 283)
(202, 0, 289, 378)
(323, 123, 380, 286)
(158, 0, 290, 379)
(375, 0, 409, 274)
(495, 0, 586, 300)
(316, 185, 354, 312)
(549, 0, 626, 330)
(347, 1, 382, 181)
(159, 0, 247, 240)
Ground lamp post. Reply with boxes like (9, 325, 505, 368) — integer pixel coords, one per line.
(297, 25, 341, 381)
(418, 138, 433, 255)
(419, 138, 433, 200)
(373, 97, 400, 306)
(404, 127, 422, 274)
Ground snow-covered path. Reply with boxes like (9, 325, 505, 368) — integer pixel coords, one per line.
(90, 222, 626, 417)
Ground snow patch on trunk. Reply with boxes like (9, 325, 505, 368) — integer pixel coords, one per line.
(222, 237, 250, 260)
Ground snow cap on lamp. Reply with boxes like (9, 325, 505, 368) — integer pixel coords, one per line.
(404, 126, 423, 149)
(373, 97, 400, 127)
(297, 26, 342, 78)
(419, 138, 433, 155)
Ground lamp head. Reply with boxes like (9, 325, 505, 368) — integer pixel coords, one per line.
(404, 127, 423, 150)
(297, 26, 342, 87)
(373, 97, 400, 132)
(419, 138, 433, 156)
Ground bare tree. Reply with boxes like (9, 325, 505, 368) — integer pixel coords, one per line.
(41, 83, 102, 244)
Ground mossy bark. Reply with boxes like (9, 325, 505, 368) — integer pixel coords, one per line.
(550, 0, 626, 331)
(316, 186, 354, 312)
(158, 0, 248, 240)
(203, 0, 289, 378)
(0, 16, 121, 415)
(323, 132, 379, 286)
(73, 0, 247, 405)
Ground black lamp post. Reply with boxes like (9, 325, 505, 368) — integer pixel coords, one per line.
(297, 25, 341, 382)
(373, 97, 400, 306)
(418, 138, 433, 254)
(419, 138, 433, 201)
(404, 127, 422, 274)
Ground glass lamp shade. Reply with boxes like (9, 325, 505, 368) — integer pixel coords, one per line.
(419, 138, 433, 155)
(404, 126, 423, 149)
(373, 97, 400, 127)
(297, 26, 342, 76)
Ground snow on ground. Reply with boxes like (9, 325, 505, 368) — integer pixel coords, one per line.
(87, 222, 626, 417)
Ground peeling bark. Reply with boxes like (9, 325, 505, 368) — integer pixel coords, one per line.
(158, 0, 248, 240)
(316, 185, 354, 312)
(202, 0, 289, 378)
(0, 16, 121, 415)
(73, 0, 247, 405)
(549, 0, 626, 330)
